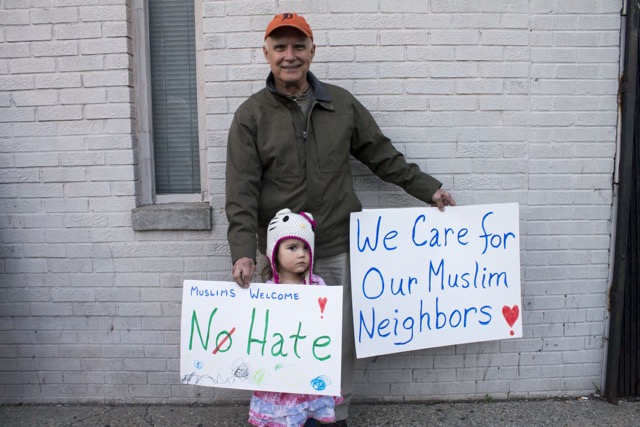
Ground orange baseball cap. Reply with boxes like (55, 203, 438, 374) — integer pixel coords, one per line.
(264, 13, 313, 41)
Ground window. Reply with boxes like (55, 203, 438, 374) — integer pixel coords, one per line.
(132, 0, 210, 230)
(148, 0, 200, 195)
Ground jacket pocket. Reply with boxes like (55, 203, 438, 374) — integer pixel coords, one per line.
(311, 109, 353, 172)
(257, 115, 301, 176)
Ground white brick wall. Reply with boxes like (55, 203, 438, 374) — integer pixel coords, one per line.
(0, 0, 623, 404)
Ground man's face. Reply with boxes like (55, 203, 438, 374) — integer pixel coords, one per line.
(263, 27, 315, 94)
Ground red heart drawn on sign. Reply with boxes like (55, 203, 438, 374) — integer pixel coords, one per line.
(318, 297, 328, 315)
(502, 305, 519, 328)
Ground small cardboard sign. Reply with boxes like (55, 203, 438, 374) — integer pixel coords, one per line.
(180, 280, 343, 395)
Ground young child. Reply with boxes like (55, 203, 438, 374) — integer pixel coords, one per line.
(248, 208, 341, 427)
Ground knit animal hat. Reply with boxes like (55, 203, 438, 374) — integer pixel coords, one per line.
(266, 208, 316, 284)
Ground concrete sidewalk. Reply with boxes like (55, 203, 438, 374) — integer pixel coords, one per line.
(1, 397, 640, 427)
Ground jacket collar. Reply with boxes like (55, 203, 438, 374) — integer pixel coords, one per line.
(266, 71, 332, 103)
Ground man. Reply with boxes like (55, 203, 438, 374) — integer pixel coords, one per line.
(226, 13, 455, 426)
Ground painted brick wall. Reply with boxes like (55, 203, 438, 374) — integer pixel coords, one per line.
(0, 0, 622, 404)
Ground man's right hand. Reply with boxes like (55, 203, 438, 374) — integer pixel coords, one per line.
(232, 257, 255, 288)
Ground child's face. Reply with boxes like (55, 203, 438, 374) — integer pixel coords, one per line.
(276, 238, 310, 280)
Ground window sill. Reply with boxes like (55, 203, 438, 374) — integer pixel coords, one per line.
(132, 202, 212, 231)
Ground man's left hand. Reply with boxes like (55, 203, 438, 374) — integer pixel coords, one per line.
(431, 189, 456, 211)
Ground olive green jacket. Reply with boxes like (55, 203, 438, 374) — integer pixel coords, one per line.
(225, 72, 442, 263)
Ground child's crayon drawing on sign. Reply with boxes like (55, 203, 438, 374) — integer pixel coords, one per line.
(180, 281, 343, 395)
(349, 203, 522, 358)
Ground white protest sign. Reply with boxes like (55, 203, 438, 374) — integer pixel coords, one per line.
(180, 280, 343, 395)
(350, 203, 522, 358)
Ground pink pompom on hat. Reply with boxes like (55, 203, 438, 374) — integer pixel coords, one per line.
(266, 208, 316, 284)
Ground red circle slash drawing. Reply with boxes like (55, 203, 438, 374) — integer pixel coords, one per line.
(212, 327, 236, 354)
(502, 305, 519, 336)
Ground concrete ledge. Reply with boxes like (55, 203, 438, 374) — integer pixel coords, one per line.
(132, 202, 212, 231)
